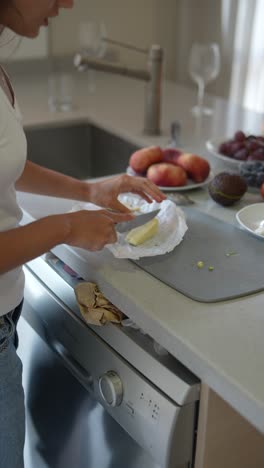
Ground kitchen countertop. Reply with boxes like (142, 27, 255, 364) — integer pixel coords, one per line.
(14, 67, 264, 434)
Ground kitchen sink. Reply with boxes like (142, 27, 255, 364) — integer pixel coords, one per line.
(25, 122, 139, 179)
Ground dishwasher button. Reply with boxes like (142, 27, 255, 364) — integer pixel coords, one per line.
(99, 371, 123, 407)
(125, 403, 135, 416)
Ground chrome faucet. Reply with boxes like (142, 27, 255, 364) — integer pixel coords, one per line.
(73, 42, 163, 136)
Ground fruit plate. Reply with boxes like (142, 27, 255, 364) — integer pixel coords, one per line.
(236, 203, 264, 239)
(126, 166, 214, 191)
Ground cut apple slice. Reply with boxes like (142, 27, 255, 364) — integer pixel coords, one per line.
(126, 217, 159, 246)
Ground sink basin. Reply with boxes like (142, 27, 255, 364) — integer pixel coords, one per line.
(25, 122, 139, 179)
(19, 122, 140, 221)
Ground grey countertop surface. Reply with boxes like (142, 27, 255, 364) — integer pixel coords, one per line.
(14, 67, 264, 434)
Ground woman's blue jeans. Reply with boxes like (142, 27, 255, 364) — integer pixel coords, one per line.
(0, 302, 25, 468)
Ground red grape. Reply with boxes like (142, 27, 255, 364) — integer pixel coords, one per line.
(247, 140, 259, 152)
(248, 148, 264, 161)
(234, 131, 246, 142)
(219, 142, 229, 155)
(222, 142, 233, 156)
(233, 148, 248, 160)
(231, 141, 244, 153)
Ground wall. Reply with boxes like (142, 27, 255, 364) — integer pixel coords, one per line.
(49, 0, 235, 98)
(49, 0, 157, 70)
(171, 0, 238, 98)
(153, 0, 178, 81)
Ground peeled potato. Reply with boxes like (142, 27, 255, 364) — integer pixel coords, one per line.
(126, 218, 159, 246)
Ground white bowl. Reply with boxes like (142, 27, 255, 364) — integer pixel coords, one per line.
(236, 203, 264, 239)
(206, 138, 241, 173)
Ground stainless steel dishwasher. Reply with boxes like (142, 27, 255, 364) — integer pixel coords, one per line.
(18, 254, 200, 468)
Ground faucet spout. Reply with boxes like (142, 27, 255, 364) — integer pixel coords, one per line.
(73, 44, 163, 136)
(74, 54, 150, 81)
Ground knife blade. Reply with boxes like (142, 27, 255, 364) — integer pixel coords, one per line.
(116, 209, 160, 233)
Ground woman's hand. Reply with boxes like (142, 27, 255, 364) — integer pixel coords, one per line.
(65, 209, 134, 251)
(0, 209, 134, 275)
(87, 174, 166, 213)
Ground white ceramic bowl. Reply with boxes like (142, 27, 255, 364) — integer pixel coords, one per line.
(236, 203, 264, 239)
(206, 138, 241, 173)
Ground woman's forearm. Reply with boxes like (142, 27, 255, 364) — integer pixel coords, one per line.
(0, 214, 71, 275)
(16, 160, 91, 201)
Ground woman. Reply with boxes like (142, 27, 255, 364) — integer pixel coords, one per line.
(0, 2, 165, 467)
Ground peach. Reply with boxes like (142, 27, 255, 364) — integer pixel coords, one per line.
(147, 162, 187, 187)
(177, 153, 210, 183)
(129, 146, 163, 173)
(162, 148, 182, 165)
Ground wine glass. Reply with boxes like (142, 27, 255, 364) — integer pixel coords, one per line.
(189, 42, 220, 116)
(79, 20, 107, 58)
(78, 21, 107, 92)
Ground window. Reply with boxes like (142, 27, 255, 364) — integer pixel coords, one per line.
(229, 0, 264, 113)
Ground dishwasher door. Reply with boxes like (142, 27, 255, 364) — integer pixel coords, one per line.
(18, 316, 161, 468)
(19, 260, 198, 468)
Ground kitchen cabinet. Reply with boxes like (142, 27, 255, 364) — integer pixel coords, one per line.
(195, 384, 264, 468)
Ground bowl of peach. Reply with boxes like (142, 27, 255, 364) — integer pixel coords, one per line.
(127, 146, 212, 191)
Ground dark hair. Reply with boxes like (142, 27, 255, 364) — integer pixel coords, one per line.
(0, 0, 9, 33)
(0, 0, 9, 16)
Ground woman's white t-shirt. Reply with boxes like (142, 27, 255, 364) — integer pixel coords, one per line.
(0, 86, 27, 316)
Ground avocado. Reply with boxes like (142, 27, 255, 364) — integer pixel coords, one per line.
(208, 172, 247, 206)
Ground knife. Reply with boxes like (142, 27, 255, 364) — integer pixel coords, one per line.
(116, 209, 160, 233)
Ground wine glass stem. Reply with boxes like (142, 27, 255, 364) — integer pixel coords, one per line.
(197, 80, 205, 110)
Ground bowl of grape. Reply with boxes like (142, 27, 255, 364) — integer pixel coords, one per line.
(206, 131, 264, 173)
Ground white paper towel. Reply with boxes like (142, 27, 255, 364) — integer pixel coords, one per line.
(70, 193, 188, 260)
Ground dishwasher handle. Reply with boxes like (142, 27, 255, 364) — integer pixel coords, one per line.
(49, 338, 94, 391)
